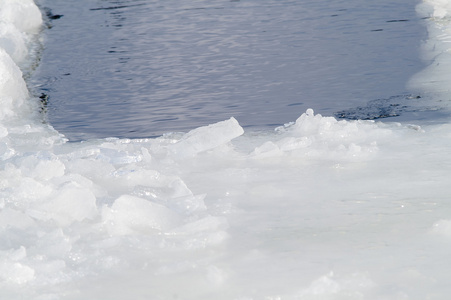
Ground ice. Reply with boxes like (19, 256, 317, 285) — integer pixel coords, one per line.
(422, 0, 451, 18)
(298, 272, 375, 300)
(168, 215, 229, 244)
(28, 182, 97, 226)
(167, 193, 207, 215)
(408, 0, 451, 100)
(0, 208, 36, 230)
(0, 22, 27, 64)
(34, 229, 72, 260)
(1, 0, 451, 299)
(0, 247, 35, 285)
(0, 0, 42, 33)
(30, 159, 65, 181)
(102, 194, 182, 235)
(0, 48, 28, 118)
(170, 117, 244, 158)
(250, 109, 387, 161)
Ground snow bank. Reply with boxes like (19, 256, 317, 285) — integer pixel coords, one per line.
(418, 0, 451, 18)
(408, 0, 451, 99)
(0, 0, 63, 160)
(0, 0, 42, 33)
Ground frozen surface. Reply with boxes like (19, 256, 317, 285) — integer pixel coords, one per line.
(1, 0, 451, 299)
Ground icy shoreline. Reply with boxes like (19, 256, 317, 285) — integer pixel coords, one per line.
(1, 0, 451, 299)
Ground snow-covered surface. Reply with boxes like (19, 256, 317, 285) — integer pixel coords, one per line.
(1, 0, 451, 299)
(409, 0, 451, 98)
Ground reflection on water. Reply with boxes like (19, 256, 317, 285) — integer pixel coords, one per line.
(32, 0, 426, 141)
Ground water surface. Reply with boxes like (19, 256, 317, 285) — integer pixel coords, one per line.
(33, 0, 426, 140)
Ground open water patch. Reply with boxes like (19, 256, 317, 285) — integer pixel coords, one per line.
(31, 0, 427, 141)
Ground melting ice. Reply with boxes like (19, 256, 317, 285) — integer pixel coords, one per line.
(1, 0, 451, 299)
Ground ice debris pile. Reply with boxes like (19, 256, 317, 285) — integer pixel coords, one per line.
(0, 0, 390, 293)
(251, 108, 393, 161)
(0, 0, 42, 64)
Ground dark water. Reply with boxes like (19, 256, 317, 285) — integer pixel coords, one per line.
(32, 0, 426, 141)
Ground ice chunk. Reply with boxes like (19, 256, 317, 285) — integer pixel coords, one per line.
(170, 117, 244, 157)
(0, 261, 35, 284)
(0, 208, 35, 230)
(168, 194, 207, 215)
(250, 141, 282, 158)
(0, 246, 35, 284)
(65, 157, 115, 182)
(0, 48, 28, 118)
(167, 178, 193, 198)
(102, 195, 181, 235)
(28, 183, 98, 226)
(113, 168, 163, 187)
(0, 22, 27, 64)
(253, 109, 385, 161)
(35, 229, 72, 259)
(0, 0, 43, 33)
(424, 0, 451, 18)
(97, 147, 142, 164)
(31, 159, 65, 181)
(293, 108, 344, 137)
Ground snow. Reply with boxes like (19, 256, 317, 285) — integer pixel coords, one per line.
(409, 0, 451, 99)
(1, 0, 451, 299)
(0, 0, 42, 33)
